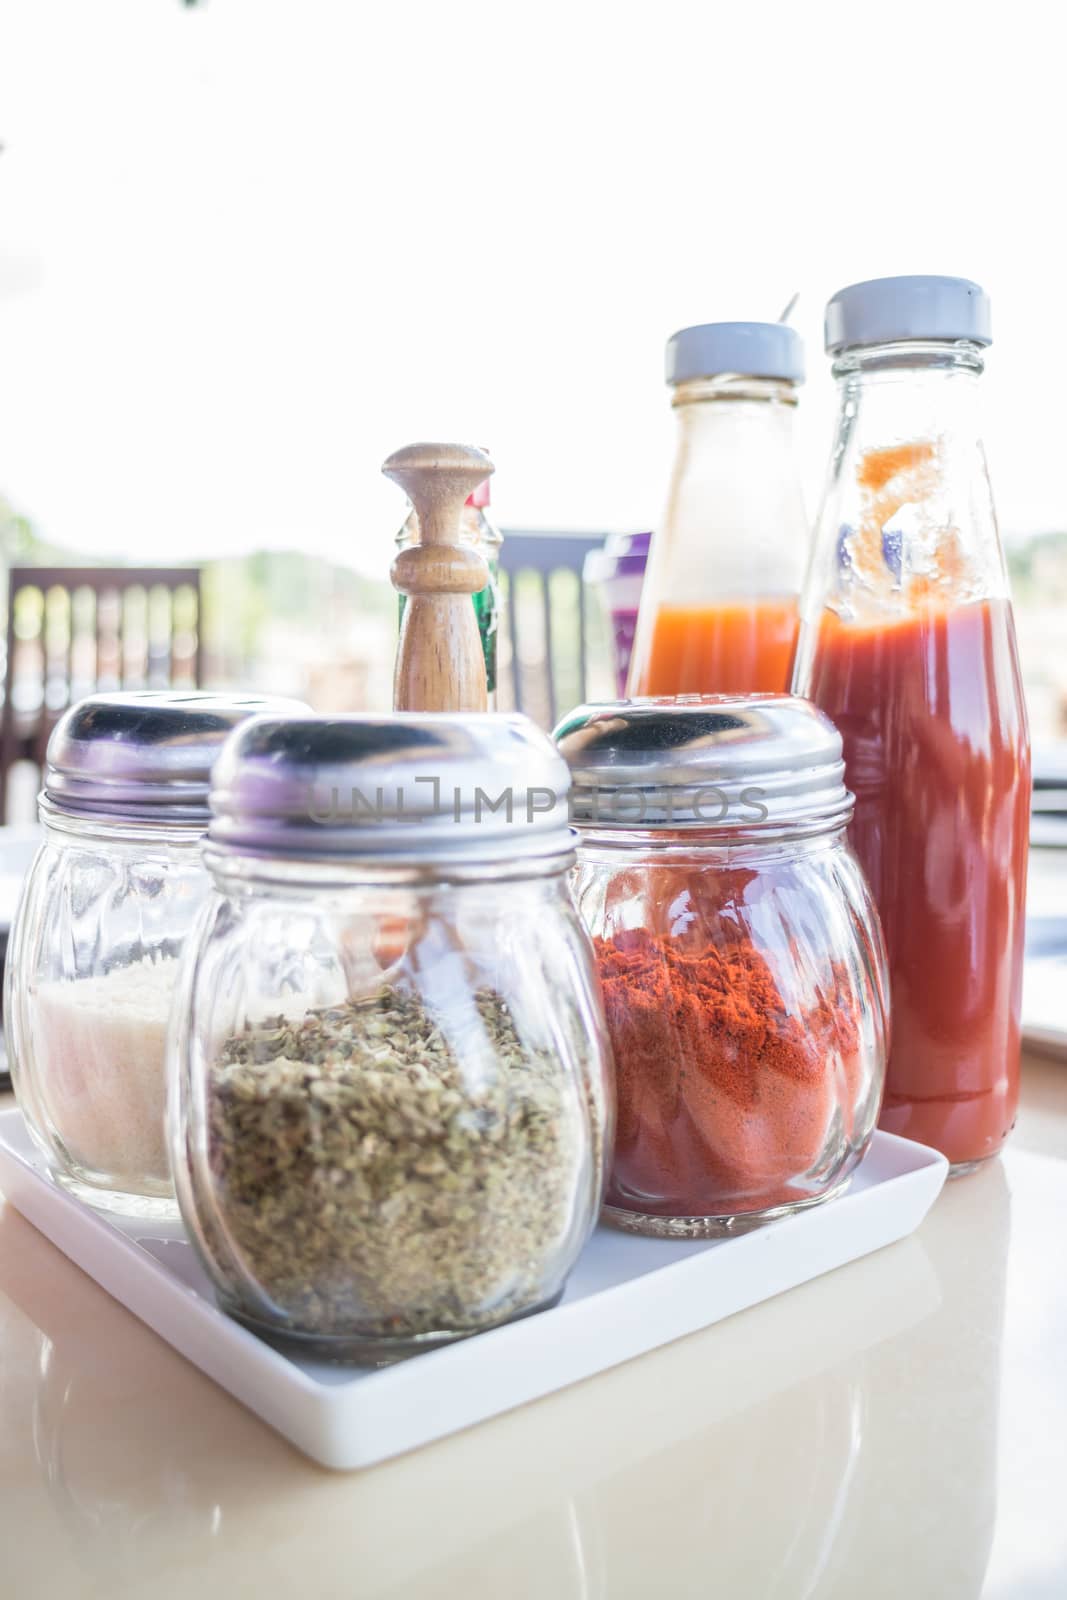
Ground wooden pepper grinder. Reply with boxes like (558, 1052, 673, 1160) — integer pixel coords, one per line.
(384, 442, 494, 713)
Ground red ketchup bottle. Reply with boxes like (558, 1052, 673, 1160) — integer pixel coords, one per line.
(793, 277, 1031, 1172)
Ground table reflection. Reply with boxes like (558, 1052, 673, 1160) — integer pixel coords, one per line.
(0, 1202, 285, 1587)
(0, 1154, 1011, 1599)
(565, 1160, 1010, 1600)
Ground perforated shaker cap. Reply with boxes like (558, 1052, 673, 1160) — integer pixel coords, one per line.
(665, 322, 805, 386)
(44, 691, 310, 824)
(824, 276, 992, 354)
(553, 695, 852, 836)
(208, 712, 575, 865)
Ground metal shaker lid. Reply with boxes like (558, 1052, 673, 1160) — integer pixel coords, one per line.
(553, 695, 852, 836)
(208, 711, 575, 866)
(44, 692, 309, 825)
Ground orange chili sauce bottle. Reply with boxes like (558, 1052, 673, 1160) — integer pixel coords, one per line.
(626, 320, 808, 698)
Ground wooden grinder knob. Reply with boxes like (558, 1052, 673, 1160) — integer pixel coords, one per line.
(384, 441, 494, 714)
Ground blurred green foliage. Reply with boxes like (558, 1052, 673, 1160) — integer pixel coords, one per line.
(0, 494, 393, 681)
(1006, 531, 1067, 606)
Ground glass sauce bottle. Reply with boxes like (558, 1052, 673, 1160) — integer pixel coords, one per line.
(627, 321, 808, 696)
(793, 276, 1031, 1171)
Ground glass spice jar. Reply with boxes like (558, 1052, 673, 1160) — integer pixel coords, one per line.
(554, 696, 888, 1237)
(3, 691, 306, 1217)
(169, 712, 613, 1361)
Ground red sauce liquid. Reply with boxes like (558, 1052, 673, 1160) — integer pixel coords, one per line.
(807, 599, 1031, 1166)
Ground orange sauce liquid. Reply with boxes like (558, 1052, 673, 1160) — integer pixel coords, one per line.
(631, 599, 799, 697)
(807, 599, 1031, 1166)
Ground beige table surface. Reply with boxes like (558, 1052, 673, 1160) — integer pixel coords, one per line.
(0, 1062, 1064, 1600)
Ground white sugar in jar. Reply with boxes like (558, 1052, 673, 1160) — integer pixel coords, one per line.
(4, 691, 304, 1217)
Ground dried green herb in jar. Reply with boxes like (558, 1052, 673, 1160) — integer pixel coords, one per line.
(207, 985, 587, 1340)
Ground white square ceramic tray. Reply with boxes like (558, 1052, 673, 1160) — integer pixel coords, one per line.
(0, 1107, 947, 1471)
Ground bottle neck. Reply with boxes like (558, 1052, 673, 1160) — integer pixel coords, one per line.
(832, 337, 985, 379)
(670, 374, 800, 410)
(650, 375, 806, 598)
(803, 338, 1004, 626)
(831, 339, 986, 448)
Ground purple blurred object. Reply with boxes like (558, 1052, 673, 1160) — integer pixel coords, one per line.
(882, 527, 904, 583)
(583, 532, 651, 695)
(835, 524, 854, 574)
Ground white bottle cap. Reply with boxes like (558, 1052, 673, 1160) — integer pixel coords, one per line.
(666, 322, 805, 386)
(824, 275, 992, 354)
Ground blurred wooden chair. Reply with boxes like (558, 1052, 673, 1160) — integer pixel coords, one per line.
(0, 566, 202, 819)
(498, 532, 606, 728)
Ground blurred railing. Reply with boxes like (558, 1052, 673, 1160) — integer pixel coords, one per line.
(1, 566, 201, 819)
(0, 535, 618, 816)
(496, 531, 611, 728)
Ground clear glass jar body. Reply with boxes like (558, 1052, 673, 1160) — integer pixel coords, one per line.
(169, 852, 613, 1360)
(571, 825, 887, 1235)
(793, 341, 1031, 1171)
(397, 500, 503, 703)
(627, 376, 808, 698)
(4, 805, 210, 1215)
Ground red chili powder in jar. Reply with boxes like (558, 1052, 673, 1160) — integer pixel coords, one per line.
(595, 927, 862, 1218)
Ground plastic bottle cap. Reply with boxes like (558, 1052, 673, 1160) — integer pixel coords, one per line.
(824, 276, 992, 354)
(665, 322, 805, 386)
